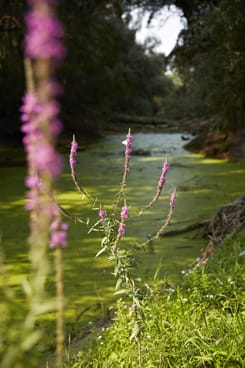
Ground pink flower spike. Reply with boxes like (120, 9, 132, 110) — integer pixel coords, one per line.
(158, 160, 169, 187)
(25, 10, 66, 61)
(70, 135, 78, 170)
(125, 129, 133, 159)
(158, 175, 166, 188)
(169, 190, 177, 208)
(120, 206, 128, 220)
(25, 175, 41, 189)
(61, 222, 68, 231)
(162, 160, 169, 176)
(99, 209, 106, 224)
(99, 209, 105, 218)
(50, 230, 67, 248)
(50, 219, 68, 248)
(118, 222, 126, 237)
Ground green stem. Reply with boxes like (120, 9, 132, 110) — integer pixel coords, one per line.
(55, 247, 64, 368)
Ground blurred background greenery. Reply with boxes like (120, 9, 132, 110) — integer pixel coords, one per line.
(1, 0, 245, 142)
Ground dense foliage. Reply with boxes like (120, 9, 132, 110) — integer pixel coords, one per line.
(59, 1, 172, 134)
(0, 0, 173, 139)
(1, 0, 245, 139)
(168, 0, 245, 129)
(0, 0, 25, 140)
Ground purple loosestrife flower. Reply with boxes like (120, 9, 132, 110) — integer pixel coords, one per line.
(99, 209, 106, 224)
(121, 129, 133, 189)
(23, 2, 67, 366)
(125, 130, 133, 160)
(169, 190, 177, 208)
(70, 135, 78, 171)
(117, 205, 129, 238)
(34, 141, 63, 179)
(120, 206, 128, 220)
(22, 0, 67, 249)
(117, 205, 128, 237)
(146, 159, 169, 209)
(117, 223, 126, 237)
(113, 205, 129, 252)
(68, 135, 91, 200)
(158, 160, 169, 190)
(25, 175, 42, 189)
(50, 219, 68, 248)
(25, 3, 65, 62)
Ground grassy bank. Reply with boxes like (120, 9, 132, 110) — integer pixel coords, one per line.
(66, 229, 245, 368)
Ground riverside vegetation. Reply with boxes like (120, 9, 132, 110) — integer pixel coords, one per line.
(59, 133, 245, 367)
(65, 229, 245, 368)
(0, 1, 244, 368)
(1, 133, 244, 367)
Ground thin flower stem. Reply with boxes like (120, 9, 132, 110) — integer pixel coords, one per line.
(121, 156, 129, 190)
(138, 159, 169, 215)
(155, 207, 174, 238)
(112, 218, 126, 253)
(70, 135, 93, 203)
(146, 187, 162, 209)
(113, 129, 132, 214)
(58, 204, 88, 225)
(71, 169, 92, 201)
(155, 189, 177, 238)
(137, 336, 142, 368)
(121, 128, 132, 190)
(24, 58, 34, 92)
(55, 247, 64, 368)
(136, 190, 177, 247)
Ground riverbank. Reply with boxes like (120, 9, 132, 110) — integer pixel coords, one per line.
(184, 124, 245, 162)
(104, 116, 245, 162)
(63, 228, 245, 367)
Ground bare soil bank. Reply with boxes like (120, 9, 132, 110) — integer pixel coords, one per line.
(185, 126, 245, 162)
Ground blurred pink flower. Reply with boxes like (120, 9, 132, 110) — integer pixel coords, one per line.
(22, 0, 67, 248)
(25, 10, 65, 61)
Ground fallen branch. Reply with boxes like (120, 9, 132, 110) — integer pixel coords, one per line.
(182, 193, 245, 274)
(160, 220, 209, 237)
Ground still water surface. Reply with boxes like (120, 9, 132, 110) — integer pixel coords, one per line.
(0, 132, 244, 322)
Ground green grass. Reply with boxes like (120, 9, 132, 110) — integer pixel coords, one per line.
(66, 229, 245, 368)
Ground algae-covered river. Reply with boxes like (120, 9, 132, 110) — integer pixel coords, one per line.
(0, 132, 244, 331)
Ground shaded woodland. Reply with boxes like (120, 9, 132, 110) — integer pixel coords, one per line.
(0, 0, 245, 140)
